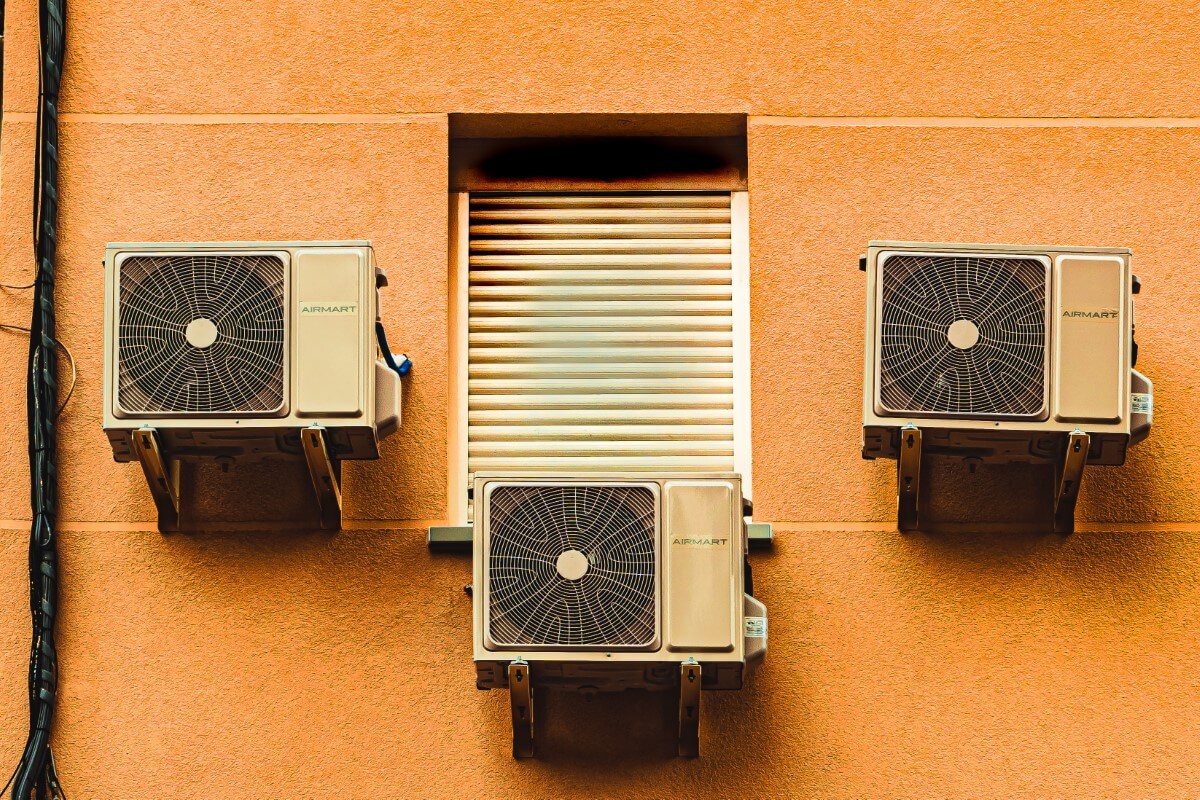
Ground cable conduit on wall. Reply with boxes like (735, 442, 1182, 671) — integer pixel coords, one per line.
(9, 0, 68, 797)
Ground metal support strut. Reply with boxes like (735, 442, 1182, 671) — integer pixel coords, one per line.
(131, 426, 181, 533)
(678, 660, 702, 757)
(508, 660, 534, 759)
(897, 424, 922, 532)
(301, 424, 343, 530)
(1054, 430, 1090, 534)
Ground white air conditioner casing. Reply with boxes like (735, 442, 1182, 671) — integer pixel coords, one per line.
(473, 473, 766, 693)
(103, 241, 401, 463)
(862, 241, 1151, 465)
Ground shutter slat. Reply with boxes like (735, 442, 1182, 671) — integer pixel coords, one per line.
(470, 254, 730, 268)
(470, 195, 730, 208)
(469, 408, 734, 424)
(471, 269, 732, 285)
(469, 316, 733, 332)
(471, 439, 733, 455)
(470, 362, 733, 378)
(468, 393, 733, 410)
(470, 284, 732, 301)
(468, 456, 734, 471)
(469, 238, 732, 254)
(470, 209, 730, 223)
(469, 346, 734, 363)
(469, 300, 732, 316)
(468, 377, 733, 394)
(466, 192, 736, 487)
(470, 223, 731, 238)
(470, 330, 733, 345)
(470, 424, 734, 441)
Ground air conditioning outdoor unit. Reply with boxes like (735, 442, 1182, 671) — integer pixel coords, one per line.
(861, 241, 1152, 533)
(472, 473, 767, 758)
(102, 241, 404, 531)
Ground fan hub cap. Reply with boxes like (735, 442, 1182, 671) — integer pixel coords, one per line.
(184, 317, 219, 349)
(946, 318, 980, 350)
(555, 549, 590, 581)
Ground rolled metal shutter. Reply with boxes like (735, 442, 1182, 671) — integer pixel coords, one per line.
(467, 192, 738, 479)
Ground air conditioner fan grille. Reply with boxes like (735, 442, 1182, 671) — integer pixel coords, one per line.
(117, 254, 286, 414)
(487, 484, 657, 648)
(878, 254, 1047, 418)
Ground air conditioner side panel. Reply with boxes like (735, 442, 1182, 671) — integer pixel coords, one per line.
(294, 248, 365, 417)
(663, 480, 739, 653)
(1053, 254, 1127, 424)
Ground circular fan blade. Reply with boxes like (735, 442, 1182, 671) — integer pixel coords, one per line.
(878, 254, 1047, 418)
(487, 484, 657, 648)
(117, 254, 286, 414)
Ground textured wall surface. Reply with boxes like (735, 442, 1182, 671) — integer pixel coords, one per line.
(1, 0, 1199, 797)
(5, 0, 1200, 117)
(749, 123, 1200, 525)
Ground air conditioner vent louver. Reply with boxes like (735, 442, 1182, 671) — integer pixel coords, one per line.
(117, 254, 286, 415)
(878, 254, 1048, 418)
(487, 484, 657, 648)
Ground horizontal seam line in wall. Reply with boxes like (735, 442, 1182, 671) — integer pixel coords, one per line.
(0, 112, 447, 124)
(769, 521, 1200, 532)
(0, 519, 450, 532)
(2, 520, 1199, 533)
(749, 116, 1200, 128)
(0, 114, 1198, 128)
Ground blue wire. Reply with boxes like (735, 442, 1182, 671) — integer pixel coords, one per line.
(375, 321, 412, 377)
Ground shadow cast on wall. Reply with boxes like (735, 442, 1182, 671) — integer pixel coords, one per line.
(133, 372, 422, 531)
(867, 450, 1159, 534)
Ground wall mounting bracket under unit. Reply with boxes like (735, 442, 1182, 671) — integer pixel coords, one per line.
(897, 424, 923, 532)
(301, 424, 343, 531)
(1054, 431, 1090, 534)
(678, 661, 702, 757)
(892, 425, 1094, 534)
(131, 426, 181, 532)
(500, 656, 707, 760)
(130, 423, 347, 533)
(508, 660, 534, 759)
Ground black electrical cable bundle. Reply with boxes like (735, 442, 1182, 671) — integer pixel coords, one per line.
(9, 0, 68, 797)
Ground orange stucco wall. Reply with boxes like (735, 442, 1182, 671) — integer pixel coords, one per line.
(1, 0, 1198, 797)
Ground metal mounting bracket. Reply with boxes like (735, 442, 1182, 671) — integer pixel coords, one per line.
(301, 424, 342, 530)
(678, 660, 702, 757)
(1054, 430, 1090, 534)
(897, 424, 922, 532)
(747, 522, 774, 548)
(131, 426, 181, 533)
(427, 525, 473, 551)
(508, 660, 534, 759)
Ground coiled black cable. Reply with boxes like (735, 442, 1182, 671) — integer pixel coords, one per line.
(11, 0, 67, 797)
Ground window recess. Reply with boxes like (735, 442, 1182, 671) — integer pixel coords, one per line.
(449, 191, 752, 523)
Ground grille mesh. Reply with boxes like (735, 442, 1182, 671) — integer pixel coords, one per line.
(117, 254, 286, 414)
(487, 484, 657, 648)
(878, 254, 1047, 418)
